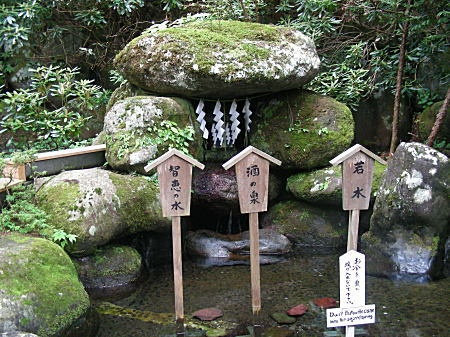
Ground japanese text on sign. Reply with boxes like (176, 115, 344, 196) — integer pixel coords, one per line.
(339, 250, 366, 308)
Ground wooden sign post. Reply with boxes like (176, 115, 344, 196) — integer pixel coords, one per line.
(223, 146, 281, 314)
(326, 250, 376, 330)
(144, 149, 205, 328)
(329, 144, 386, 337)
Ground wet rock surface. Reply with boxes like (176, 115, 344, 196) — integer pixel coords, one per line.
(286, 304, 308, 316)
(362, 142, 449, 278)
(0, 234, 93, 337)
(36, 168, 170, 256)
(262, 200, 347, 249)
(73, 245, 144, 300)
(114, 20, 320, 98)
(185, 228, 292, 258)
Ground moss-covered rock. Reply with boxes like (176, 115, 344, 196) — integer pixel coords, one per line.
(104, 95, 203, 174)
(0, 234, 93, 337)
(261, 200, 347, 249)
(36, 168, 170, 256)
(73, 245, 143, 300)
(362, 142, 449, 279)
(114, 20, 320, 98)
(251, 90, 354, 170)
(286, 162, 386, 206)
(105, 82, 150, 113)
(416, 100, 450, 147)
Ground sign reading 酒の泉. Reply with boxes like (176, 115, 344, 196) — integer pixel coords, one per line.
(223, 146, 281, 314)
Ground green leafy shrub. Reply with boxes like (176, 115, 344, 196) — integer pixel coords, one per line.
(0, 151, 78, 248)
(0, 65, 109, 151)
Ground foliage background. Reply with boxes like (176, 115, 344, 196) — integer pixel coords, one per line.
(0, 0, 448, 151)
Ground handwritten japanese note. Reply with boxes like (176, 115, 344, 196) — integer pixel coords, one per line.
(340, 250, 366, 308)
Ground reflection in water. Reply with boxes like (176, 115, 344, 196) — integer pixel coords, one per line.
(95, 252, 450, 337)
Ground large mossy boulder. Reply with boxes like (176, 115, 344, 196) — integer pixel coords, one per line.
(286, 162, 386, 206)
(362, 142, 449, 279)
(104, 95, 203, 174)
(0, 234, 94, 337)
(416, 100, 450, 147)
(36, 168, 169, 256)
(251, 90, 354, 170)
(114, 20, 320, 98)
(73, 245, 144, 300)
(261, 200, 347, 249)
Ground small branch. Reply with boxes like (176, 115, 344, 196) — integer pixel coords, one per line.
(426, 87, 450, 146)
(389, 0, 411, 154)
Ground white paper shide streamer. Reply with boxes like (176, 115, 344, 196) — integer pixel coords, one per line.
(212, 100, 225, 147)
(229, 99, 240, 145)
(195, 99, 209, 139)
(243, 98, 252, 132)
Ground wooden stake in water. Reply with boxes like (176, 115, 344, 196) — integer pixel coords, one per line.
(329, 144, 386, 337)
(223, 146, 281, 314)
(145, 149, 205, 325)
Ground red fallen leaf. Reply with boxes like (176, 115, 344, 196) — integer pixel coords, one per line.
(287, 304, 308, 316)
(313, 297, 337, 309)
(192, 307, 223, 321)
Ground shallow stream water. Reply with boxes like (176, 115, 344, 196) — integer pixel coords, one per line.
(95, 252, 450, 337)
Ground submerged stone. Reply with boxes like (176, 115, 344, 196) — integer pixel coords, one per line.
(362, 142, 449, 278)
(36, 168, 170, 256)
(286, 304, 308, 316)
(185, 228, 292, 258)
(191, 308, 223, 321)
(251, 90, 354, 170)
(73, 245, 144, 300)
(0, 234, 94, 337)
(313, 297, 337, 309)
(114, 20, 320, 98)
(270, 312, 296, 324)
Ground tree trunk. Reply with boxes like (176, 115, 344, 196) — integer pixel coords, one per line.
(426, 87, 450, 146)
(239, 0, 250, 21)
(389, 1, 411, 154)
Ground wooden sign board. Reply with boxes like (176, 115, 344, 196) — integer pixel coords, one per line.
(339, 250, 365, 308)
(157, 156, 193, 217)
(330, 144, 387, 211)
(223, 146, 281, 214)
(342, 152, 374, 210)
(235, 153, 270, 214)
(327, 304, 376, 328)
(145, 148, 205, 217)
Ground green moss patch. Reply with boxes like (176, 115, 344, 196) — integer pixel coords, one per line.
(0, 234, 89, 337)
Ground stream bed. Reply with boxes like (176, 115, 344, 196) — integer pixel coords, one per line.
(95, 252, 450, 337)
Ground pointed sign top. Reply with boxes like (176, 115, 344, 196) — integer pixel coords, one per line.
(329, 144, 387, 167)
(222, 146, 282, 170)
(144, 148, 205, 172)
